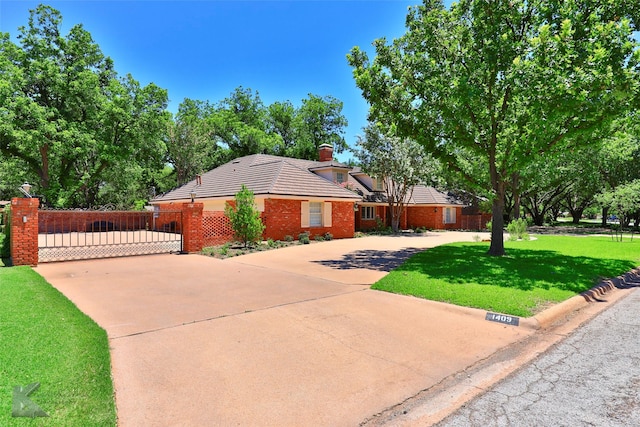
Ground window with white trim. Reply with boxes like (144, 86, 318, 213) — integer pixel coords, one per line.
(443, 207, 456, 224)
(309, 202, 322, 227)
(301, 201, 332, 228)
(361, 206, 375, 220)
(335, 171, 346, 183)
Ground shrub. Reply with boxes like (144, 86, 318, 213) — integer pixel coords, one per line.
(284, 235, 294, 242)
(267, 238, 277, 248)
(314, 234, 325, 242)
(507, 218, 530, 241)
(1, 205, 10, 258)
(486, 220, 492, 232)
(298, 232, 310, 244)
(323, 232, 333, 241)
(219, 243, 230, 256)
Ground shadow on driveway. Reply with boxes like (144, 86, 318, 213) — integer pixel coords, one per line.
(313, 247, 424, 272)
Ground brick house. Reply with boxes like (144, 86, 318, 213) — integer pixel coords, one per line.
(152, 144, 482, 242)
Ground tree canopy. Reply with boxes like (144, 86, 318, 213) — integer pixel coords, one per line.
(349, 0, 640, 255)
(1, 6, 350, 208)
(0, 5, 169, 208)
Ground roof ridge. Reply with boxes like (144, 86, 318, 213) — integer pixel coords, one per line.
(265, 158, 286, 193)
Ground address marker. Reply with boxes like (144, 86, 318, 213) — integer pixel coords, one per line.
(485, 312, 520, 326)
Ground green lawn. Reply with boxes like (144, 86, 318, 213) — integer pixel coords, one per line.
(0, 267, 116, 426)
(372, 235, 640, 317)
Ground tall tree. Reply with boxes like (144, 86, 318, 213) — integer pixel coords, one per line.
(0, 5, 169, 207)
(349, 0, 640, 255)
(355, 124, 439, 233)
(292, 94, 348, 160)
(267, 100, 298, 156)
(213, 87, 280, 157)
(165, 98, 228, 187)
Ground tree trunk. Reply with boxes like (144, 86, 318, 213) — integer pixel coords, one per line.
(488, 186, 505, 256)
(571, 208, 583, 224)
(602, 207, 609, 227)
(511, 173, 521, 220)
(390, 201, 401, 233)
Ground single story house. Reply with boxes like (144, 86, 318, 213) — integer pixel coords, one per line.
(152, 144, 484, 242)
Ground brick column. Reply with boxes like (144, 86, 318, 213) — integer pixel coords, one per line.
(10, 197, 40, 266)
(181, 202, 203, 253)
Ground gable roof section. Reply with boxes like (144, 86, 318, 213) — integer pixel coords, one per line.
(154, 154, 361, 202)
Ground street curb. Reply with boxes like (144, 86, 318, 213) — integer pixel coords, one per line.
(364, 269, 640, 427)
(522, 267, 640, 330)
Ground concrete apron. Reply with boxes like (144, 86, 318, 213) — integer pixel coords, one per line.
(35, 232, 537, 426)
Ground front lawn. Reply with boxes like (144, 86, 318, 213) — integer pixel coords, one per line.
(0, 267, 116, 426)
(372, 235, 640, 317)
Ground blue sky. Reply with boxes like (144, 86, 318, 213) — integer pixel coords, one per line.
(0, 0, 427, 161)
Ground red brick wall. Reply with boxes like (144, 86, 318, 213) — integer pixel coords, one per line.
(10, 198, 39, 266)
(323, 200, 355, 239)
(263, 198, 354, 241)
(263, 199, 301, 241)
(407, 206, 463, 230)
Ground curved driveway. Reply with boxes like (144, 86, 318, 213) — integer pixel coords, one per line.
(35, 232, 539, 426)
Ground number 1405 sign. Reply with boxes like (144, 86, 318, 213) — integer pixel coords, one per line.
(485, 312, 520, 326)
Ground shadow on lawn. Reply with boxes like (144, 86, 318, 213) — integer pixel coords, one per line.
(313, 247, 424, 272)
(394, 245, 637, 293)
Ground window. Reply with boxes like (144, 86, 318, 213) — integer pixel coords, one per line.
(301, 201, 332, 228)
(443, 207, 456, 224)
(309, 202, 322, 227)
(335, 171, 346, 184)
(373, 178, 384, 191)
(361, 206, 375, 220)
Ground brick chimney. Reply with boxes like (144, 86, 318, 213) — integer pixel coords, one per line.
(318, 144, 334, 162)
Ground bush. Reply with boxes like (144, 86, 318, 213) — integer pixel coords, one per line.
(298, 232, 310, 244)
(219, 243, 230, 256)
(486, 220, 492, 232)
(267, 238, 277, 248)
(284, 235, 294, 242)
(314, 234, 325, 242)
(323, 232, 333, 241)
(1, 205, 10, 258)
(507, 218, 530, 241)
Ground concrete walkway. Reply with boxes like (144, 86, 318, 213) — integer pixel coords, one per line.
(32, 232, 625, 426)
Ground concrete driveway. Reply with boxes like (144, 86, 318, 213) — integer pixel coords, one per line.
(35, 232, 535, 426)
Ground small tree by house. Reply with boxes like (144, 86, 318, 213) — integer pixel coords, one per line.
(224, 185, 265, 248)
(355, 124, 439, 233)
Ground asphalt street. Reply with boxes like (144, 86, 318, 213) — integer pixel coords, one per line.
(437, 288, 640, 427)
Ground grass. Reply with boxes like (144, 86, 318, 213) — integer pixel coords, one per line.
(0, 267, 116, 426)
(372, 235, 640, 317)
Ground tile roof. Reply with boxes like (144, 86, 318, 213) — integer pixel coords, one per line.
(153, 153, 464, 206)
(408, 185, 464, 205)
(153, 154, 361, 202)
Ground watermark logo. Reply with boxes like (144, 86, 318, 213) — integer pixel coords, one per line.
(12, 383, 48, 418)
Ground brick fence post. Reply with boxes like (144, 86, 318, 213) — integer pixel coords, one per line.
(181, 202, 203, 253)
(10, 197, 40, 266)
